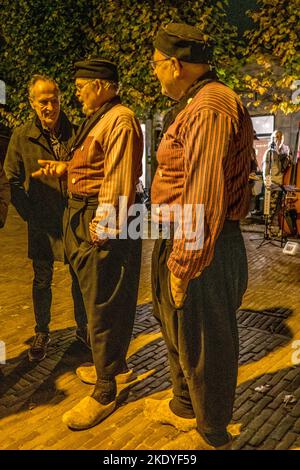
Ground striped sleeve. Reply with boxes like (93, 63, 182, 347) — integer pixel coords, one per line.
(167, 109, 233, 280)
(89, 116, 143, 242)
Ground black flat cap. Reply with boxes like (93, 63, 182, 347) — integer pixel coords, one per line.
(154, 23, 213, 64)
(74, 58, 118, 83)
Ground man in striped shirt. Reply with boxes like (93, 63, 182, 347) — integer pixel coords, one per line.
(144, 23, 253, 450)
(33, 59, 143, 430)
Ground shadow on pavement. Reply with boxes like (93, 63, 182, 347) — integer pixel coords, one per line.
(0, 303, 299, 450)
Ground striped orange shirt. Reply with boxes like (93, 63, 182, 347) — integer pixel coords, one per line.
(151, 81, 253, 280)
(68, 103, 143, 239)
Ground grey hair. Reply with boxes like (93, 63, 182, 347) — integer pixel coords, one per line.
(100, 79, 119, 93)
(81, 78, 119, 94)
(28, 74, 61, 100)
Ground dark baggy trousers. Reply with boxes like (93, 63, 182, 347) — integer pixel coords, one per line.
(152, 220, 248, 434)
(32, 259, 87, 334)
(63, 196, 142, 401)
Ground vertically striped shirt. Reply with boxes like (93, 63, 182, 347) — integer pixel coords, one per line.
(68, 103, 143, 239)
(151, 81, 253, 281)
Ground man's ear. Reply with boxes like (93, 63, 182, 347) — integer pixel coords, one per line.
(94, 79, 102, 95)
(171, 57, 182, 79)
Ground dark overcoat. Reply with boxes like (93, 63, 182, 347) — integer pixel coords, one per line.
(0, 162, 10, 227)
(4, 112, 75, 261)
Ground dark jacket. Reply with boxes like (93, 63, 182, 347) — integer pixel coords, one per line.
(0, 162, 10, 228)
(4, 111, 75, 260)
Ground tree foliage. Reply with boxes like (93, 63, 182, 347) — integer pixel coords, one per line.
(0, 0, 93, 127)
(242, 0, 300, 113)
(0, 0, 240, 127)
(1, 0, 298, 128)
(85, 0, 241, 117)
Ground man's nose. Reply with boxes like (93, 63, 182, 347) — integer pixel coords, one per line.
(46, 101, 54, 111)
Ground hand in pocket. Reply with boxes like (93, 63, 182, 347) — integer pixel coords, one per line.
(169, 271, 189, 309)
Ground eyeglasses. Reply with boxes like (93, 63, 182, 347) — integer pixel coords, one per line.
(150, 58, 170, 70)
(75, 80, 94, 93)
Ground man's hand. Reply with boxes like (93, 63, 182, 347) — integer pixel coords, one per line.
(31, 160, 68, 178)
(89, 220, 109, 247)
(169, 271, 189, 309)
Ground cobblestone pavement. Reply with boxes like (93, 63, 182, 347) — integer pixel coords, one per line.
(0, 208, 299, 450)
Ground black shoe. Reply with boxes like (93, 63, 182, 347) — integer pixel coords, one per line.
(75, 326, 91, 350)
(28, 333, 50, 362)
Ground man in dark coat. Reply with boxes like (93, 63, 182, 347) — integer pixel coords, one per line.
(0, 162, 10, 378)
(4, 74, 88, 361)
(0, 162, 10, 228)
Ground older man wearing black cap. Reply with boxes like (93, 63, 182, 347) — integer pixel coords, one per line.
(34, 59, 143, 429)
(144, 23, 253, 450)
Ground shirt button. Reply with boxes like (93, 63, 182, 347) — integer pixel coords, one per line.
(187, 98, 193, 104)
(159, 170, 163, 177)
(80, 145, 84, 151)
(71, 178, 76, 184)
(195, 272, 201, 277)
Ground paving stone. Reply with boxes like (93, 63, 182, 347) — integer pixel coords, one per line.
(144, 427, 176, 447)
(268, 408, 287, 427)
(230, 400, 255, 421)
(148, 383, 170, 394)
(258, 438, 278, 450)
(269, 380, 292, 397)
(289, 370, 300, 390)
(247, 409, 273, 431)
(250, 391, 270, 403)
(249, 396, 274, 415)
(249, 375, 269, 389)
(283, 366, 300, 382)
(266, 393, 287, 410)
(271, 415, 296, 441)
(234, 388, 253, 408)
(249, 423, 274, 447)
(268, 369, 290, 387)
(253, 351, 269, 361)
(234, 428, 257, 450)
(238, 411, 256, 427)
(1, 212, 300, 450)
(275, 432, 298, 450)
(292, 435, 300, 449)
(289, 401, 300, 418)
(81, 433, 115, 450)
(105, 432, 136, 450)
(291, 419, 300, 433)
(239, 353, 255, 364)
